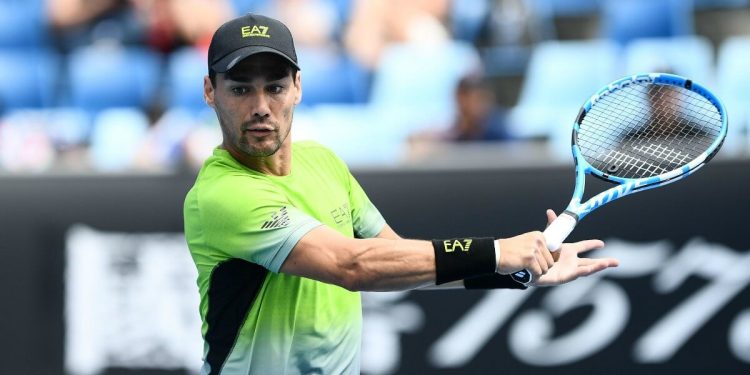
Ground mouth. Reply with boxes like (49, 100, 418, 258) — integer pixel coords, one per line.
(243, 127, 275, 137)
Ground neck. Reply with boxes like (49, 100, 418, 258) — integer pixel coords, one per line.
(225, 141, 293, 176)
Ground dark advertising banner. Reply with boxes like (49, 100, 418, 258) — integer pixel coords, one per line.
(0, 160, 748, 374)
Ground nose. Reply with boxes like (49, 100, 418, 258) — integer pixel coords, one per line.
(250, 92, 271, 119)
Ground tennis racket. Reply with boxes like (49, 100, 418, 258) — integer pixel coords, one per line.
(511, 72, 728, 285)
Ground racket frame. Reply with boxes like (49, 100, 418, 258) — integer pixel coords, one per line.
(566, 73, 727, 221)
(510, 73, 728, 285)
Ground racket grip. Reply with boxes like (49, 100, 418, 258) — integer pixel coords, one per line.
(542, 212, 578, 252)
(509, 212, 578, 285)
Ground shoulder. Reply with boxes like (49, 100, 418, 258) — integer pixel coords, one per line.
(294, 140, 337, 157)
(191, 168, 285, 216)
(294, 141, 348, 168)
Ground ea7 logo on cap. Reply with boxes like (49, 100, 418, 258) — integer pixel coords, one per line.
(241, 25, 270, 38)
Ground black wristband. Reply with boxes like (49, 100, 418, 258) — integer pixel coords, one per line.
(432, 237, 496, 285)
(464, 274, 528, 290)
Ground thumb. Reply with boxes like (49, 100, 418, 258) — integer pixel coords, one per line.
(546, 209, 557, 228)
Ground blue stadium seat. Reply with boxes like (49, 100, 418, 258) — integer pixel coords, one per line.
(0, 0, 48, 48)
(0, 49, 59, 111)
(231, 0, 271, 14)
(88, 108, 150, 171)
(293, 104, 404, 167)
(369, 41, 481, 133)
(505, 40, 620, 140)
(450, 0, 491, 42)
(1, 108, 92, 149)
(297, 47, 369, 106)
(624, 36, 714, 84)
(67, 45, 162, 113)
(528, 0, 602, 17)
(166, 47, 207, 111)
(601, 0, 694, 45)
(716, 36, 750, 155)
(481, 45, 531, 77)
(526, 0, 602, 39)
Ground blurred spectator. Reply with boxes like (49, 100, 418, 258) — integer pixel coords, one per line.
(411, 73, 509, 143)
(47, 0, 233, 53)
(130, 0, 234, 53)
(479, 0, 540, 47)
(255, 0, 340, 49)
(344, 0, 451, 70)
(47, 0, 144, 52)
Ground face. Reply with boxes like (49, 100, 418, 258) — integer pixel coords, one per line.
(457, 86, 493, 121)
(204, 54, 302, 158)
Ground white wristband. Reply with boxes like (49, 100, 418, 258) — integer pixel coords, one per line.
(494, 239, 500, 273)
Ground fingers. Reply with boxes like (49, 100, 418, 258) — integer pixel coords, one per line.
(497, 231, 556, 278)
(533, 231, 555, 277)
(578, 257, 620, 268)
(569, 239, 606, 254)
(545, 209, 557, 228)
(528, 261, 543, 279)
(576, 258, 619, 277)
(541, 243, 555, 269)
(522, 237, 546, 279)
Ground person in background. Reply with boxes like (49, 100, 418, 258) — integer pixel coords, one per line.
(407, 72, 511, 161)
(343, 0, 451, 70)
(442, 73, 510, 141)
(47, 0, 233, 53)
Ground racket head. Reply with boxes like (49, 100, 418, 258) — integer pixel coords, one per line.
(572, 73, 727, 190)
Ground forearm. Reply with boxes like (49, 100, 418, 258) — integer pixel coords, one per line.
(284, 226, 435, 291)
(375, 226, 521, 291)
(355, 240, 525, 291)
(286, 225, 524, 292)
(332, 237, 438, 292)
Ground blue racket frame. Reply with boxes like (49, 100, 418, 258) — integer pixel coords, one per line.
(566, 73, 728, 220)
(510, 73, 728, 285)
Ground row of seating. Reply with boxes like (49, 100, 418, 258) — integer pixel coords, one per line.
(0, 43, 387, 113)
(3, 34, 748, 120)
(506, 36, 750, 159)
(2, 0, 748, 49)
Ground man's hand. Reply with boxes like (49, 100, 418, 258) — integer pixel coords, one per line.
(496, 231, 555, 281)
(531, 210, 619, 287)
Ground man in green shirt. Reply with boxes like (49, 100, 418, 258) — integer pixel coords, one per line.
(184, 13, 619, 375)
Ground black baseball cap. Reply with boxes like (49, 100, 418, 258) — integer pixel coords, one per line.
(208, 13, 299, 73)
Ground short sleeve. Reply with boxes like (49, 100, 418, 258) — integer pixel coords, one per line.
(200, 179, 322, 272)
(347, 171, 386, 239)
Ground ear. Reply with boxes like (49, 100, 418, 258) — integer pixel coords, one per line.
(294, 70, 302, 105)
(204, 75, 215, 108)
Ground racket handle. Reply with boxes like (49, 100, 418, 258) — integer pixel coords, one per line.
(542, 211, 578, 252)
(510, 212, 578, 285)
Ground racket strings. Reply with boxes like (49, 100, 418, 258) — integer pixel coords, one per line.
(577, 82, 723, 179)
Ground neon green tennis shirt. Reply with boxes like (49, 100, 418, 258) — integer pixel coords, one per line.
(184, 141, 386, 374)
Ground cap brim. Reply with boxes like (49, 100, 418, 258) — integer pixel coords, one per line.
(210, 45, 299, 73)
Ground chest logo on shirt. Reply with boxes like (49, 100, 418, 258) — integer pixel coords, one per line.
(261, 207, 290, 229)
(330, 203, 351, 225)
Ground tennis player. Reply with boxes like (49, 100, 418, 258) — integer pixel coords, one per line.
(183, 13, 619, 375)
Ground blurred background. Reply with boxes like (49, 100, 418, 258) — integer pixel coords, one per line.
(1, 0, 749, 172)
(1, 0, 750, 374)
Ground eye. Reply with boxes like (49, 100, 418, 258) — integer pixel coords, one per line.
(231, 86, 248, 96)
(268, 84, 284, 95)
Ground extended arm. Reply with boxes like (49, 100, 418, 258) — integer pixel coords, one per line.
(280, 210, 619, 291)
(280, 223, 559, 292)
